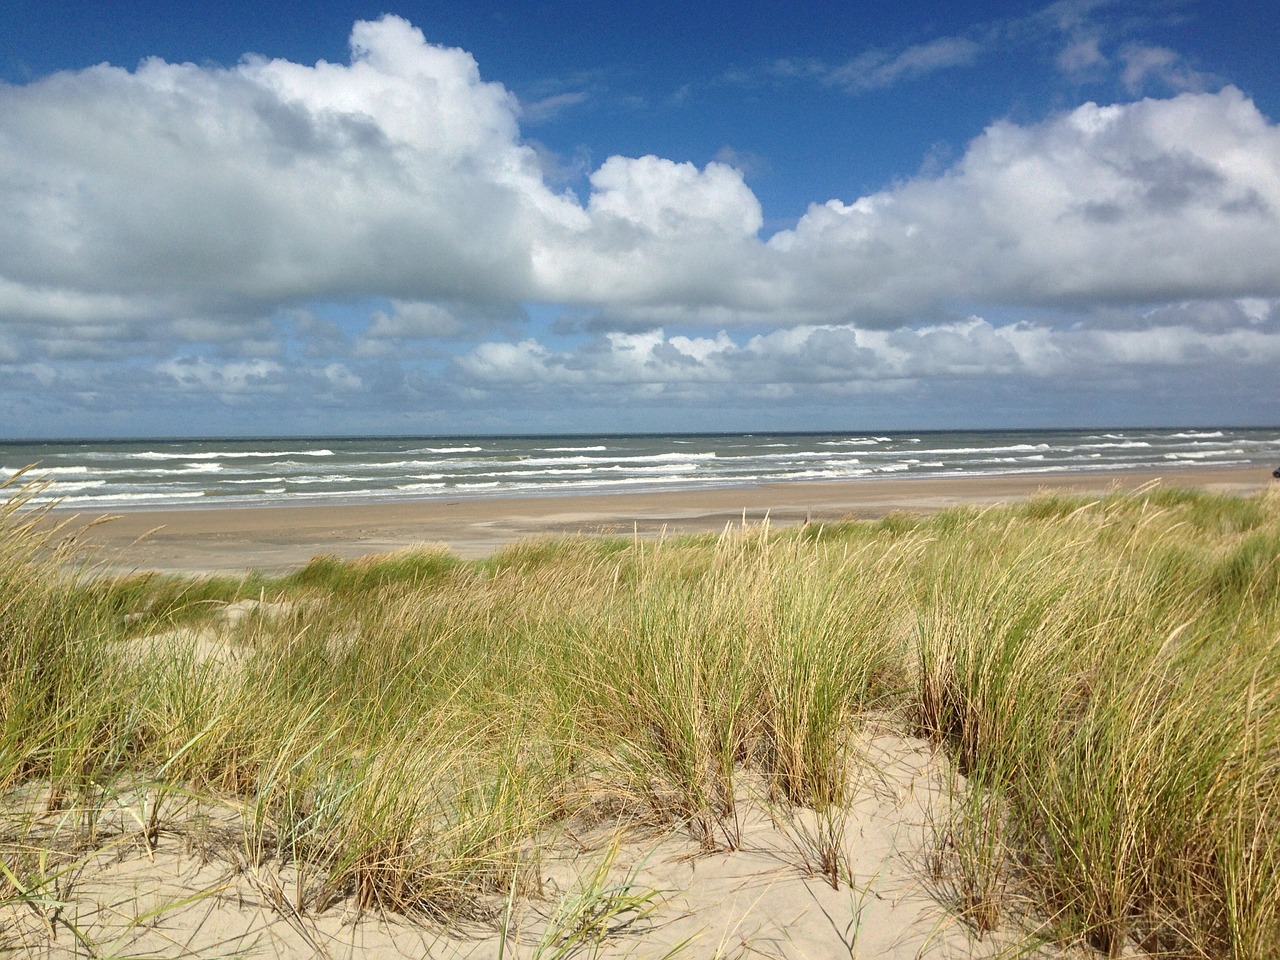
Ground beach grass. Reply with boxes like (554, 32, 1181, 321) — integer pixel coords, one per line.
(3, 479, 1280, 957)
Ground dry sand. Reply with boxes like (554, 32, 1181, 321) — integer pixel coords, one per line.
(1, 729, 1061, 959)
(55, 465, 1275, 575)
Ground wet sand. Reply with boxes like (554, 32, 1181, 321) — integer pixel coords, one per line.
(56, 466, 1275, 575)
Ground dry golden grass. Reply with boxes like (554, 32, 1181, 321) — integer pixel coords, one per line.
(3, 481, 1280, 957)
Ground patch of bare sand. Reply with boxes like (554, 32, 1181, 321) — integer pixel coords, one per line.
(1, 733, 1087, 959)
(114, 598, 296, 667)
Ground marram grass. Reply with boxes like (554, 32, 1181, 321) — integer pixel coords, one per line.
(3, 481, 1280, 957)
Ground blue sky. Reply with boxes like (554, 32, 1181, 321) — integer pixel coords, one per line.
(1, 0, 1278, 437)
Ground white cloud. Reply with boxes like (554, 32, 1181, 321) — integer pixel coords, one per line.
(155, 357, 284, 394)
(366, 302, 464, 340)
(0, 278, 167, 325)
(1237, 298, 1274, 324)
(1058, 35, 1106, 75)
(827, 37, 982, 92)
(26, 364, 58, 388)
(457, 309, 1280, 398)
(456, 339, 553, 383)
(770, 36, 983, 93)
(0, 16, 569, 326)
(2, 18, 1277, 340)
(713, 145, 767, 175)
(583, 157, 761, 237)
(533, 88, 1280, 328)
(322, 363, 362, 391)
(520, 90, 589, 124)
(1119, 44, 1213, 95)
(1, 15, 1278, 432)
(530, 156, 768, 308)
(763, 88, 1280, 323)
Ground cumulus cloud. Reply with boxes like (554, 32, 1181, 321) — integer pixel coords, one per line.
(535, 87, 1277, 328)
(457, 307, 1280, 400)
(1, 14, 1279, 431)
(322, 363, 362, 391)
(0, 15, 567, 327)
(366, 302, 466, 340)
(763, 88, 1280, 324)
(530, 156, 768, 308)
(2, 16, 1278, 340)
(155, 357, 284, 395)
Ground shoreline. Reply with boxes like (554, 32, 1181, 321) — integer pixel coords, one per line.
(52, 464, 1276, 575)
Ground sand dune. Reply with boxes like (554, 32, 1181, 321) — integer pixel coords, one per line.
(1, 729, 1045, 959)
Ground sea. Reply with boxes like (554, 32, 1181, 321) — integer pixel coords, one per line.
(2, 428, 1277, 512)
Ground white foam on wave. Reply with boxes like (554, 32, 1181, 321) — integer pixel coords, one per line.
(129, 463, 226, 476)
(760, 467, 876, 480)
(376, 458, 470, 471)
(491, 474, 704, 493)
(494, 452, 717, 469)
(1, 465, 92, 477)
(1163, 450, 1244, 460)
(1074, 441, 1152, 450)
(48, 480, 108, 493)
(752, 451, 860, 462)
(131, 449, 334, 461)
(914, 443, 1052, 456)
(467, 467, 598, 479)
(36, 491, 207, 506)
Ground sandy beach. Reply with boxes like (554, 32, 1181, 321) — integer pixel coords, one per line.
(9, 465, 1280, 958)
(56, 465, 1275, 574)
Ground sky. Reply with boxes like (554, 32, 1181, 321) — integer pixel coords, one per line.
(1, 1, 1278, 438)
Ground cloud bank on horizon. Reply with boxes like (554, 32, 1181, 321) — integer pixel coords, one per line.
(1, 8, 1278, 436)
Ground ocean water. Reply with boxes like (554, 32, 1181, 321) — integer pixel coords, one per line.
(1, 428, 1277, 511)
